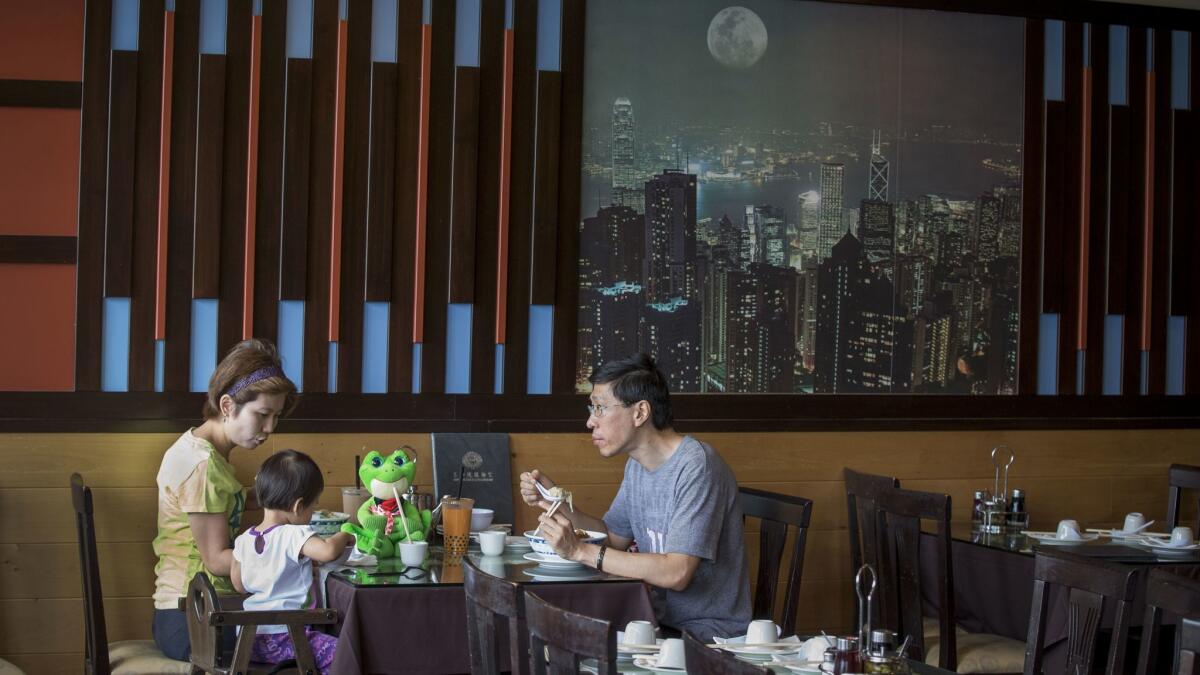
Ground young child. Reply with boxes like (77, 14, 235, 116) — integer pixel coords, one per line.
(231, 449, 353, 672)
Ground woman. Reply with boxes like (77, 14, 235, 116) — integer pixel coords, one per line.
(151, 339, 298, 661)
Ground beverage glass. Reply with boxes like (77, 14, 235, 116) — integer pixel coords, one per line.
(479, 530, 506, 556)
(1123, 512, 1147, 533)
(398, 540, 428, 567)
(441, 496, 475, 555)
(624, 620, 656, 647)
(1056, 519, 1082, 540)
(746, 619, 780, 644)
(657, 639, 685, 669)
(342, 487, 370, 526)
(1170, 526, 1195, 547)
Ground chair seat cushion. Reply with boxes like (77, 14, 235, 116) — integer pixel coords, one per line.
(109, 640, 193, 675)
(0, 657, 28, 675)
(925, 630, 1026, 674)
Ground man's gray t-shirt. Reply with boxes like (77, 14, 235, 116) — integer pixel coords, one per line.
(602, 436, 751, 640)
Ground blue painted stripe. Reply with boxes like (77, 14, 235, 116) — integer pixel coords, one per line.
(1075, 350, 1085, 395)
(1103, 315, 1123, 394)
(446, 304, 473, 393)
(527, 305, 553, 394)
(338, 0, 348, 21)
(412, 343, 423, 392)
(101, 297, 131, 392)
(505, 0, 513, 30)
(1110, 26, 1128, 106)
(535, 0, 561, 71)
(253, 0, 263, 16)
(1037, 313, 1059, 395)
(372, 0, 398, 63)
(328, 341, 339, 392)
(1166, 316, 1185, 395)
(1173, 31, 1190, 110)
(112, 0, 139, 50)
(286, 0, 314, 58)
(362, 302, 391, 393)
(455, 0, 481, 67)
(155, 339, 165, 392)
(189, 299, 219, 392)
(422, 0, 431, 24)
(278, 300, 306, 389)
(166, 0, 177, 12)
(495, 343, 505, 393)
(1045, 21, 1064, 102)
(1140, 350, 1150, 395)
(200, 0, 228, 55)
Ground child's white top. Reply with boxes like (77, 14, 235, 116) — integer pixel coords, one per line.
(233, 523, 317, 634)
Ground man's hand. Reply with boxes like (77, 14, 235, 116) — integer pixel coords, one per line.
(538, 510, 584, 562)
(519, 469, 557, 511)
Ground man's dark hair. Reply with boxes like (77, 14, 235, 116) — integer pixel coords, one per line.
(255, 449, 324, 510)
(588, 353, 673, 430)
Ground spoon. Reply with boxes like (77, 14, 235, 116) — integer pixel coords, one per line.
(534, 481, 565, 503)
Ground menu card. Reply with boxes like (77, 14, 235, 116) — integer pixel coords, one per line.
(431, 433, 513, 528)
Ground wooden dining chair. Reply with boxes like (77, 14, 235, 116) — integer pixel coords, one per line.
(524, 590, 618, 675)
(738, 487, 812, 634)
(843, 468, 899, 628)
(1024, 548, 1139, 675)
(682, 631, 768, 674)
(1167, 464, 1200, 533)
(71, 473, 193, 675)
(1179, 618, 1200, 675)
(1135, 567, 1200, 675)
(463, 557, 529, 675)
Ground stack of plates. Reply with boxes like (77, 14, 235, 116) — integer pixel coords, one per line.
(614, 632, 662, 662)
(713, 635, 803, 661)
(521, 552, 598, 580)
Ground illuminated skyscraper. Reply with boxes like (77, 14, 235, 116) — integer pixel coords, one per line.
(611, 98, 636, 191)
(858, 199, 895, 266)
(746, 204, 788, 267)
(640, 297, 701, 392)
(643, 170, 698, 304)
(868, 129, 889, 202)
(818, 163, 845, 261)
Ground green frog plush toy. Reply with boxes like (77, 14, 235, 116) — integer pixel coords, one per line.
(340, 449, 433, 557)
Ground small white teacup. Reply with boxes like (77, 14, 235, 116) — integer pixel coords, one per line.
(1056, 519, 1082, 540)
(624, 620, 656, 647)
(1122, 512, 1147, 533)
(657, 638, 685, 669)
(398, 540, 428, 567)
(479, 530, 507, 556)
(746, 619, 781, 644)
(1170, 526, 1195, 547)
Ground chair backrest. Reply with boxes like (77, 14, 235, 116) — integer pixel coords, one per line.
(875, 486, 954, 670)
(1180, 618, 1200, 675)
(738, 487, 813, 633)
(184, 572, 225, 675)
(683, 631, 768, 675)
(524, 590, 617, 675)
(1168, 464, 1200, 532)
(71, 473, 111, 675)
(463, 557, 528, 675)
(1136, 567, 1200, 675)
(843, 468, 899, 627)
(1024, 548, 1139, 675)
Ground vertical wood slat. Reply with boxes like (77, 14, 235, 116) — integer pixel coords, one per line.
(1018, 18, 1045, 396)
(1083, 24, 1110, 395)
(528, 71, 561, 306)
(104, 50, 138, 299)
(1107, 104, 1132, 316)
(253, 2, 288, 342)
(301, 0, 339, 393)
(243, 11, 263, 340)
(76, 0, 114, 390)
(335, 0, 373, 393)
(278, 58, 313, 301)
(192, 54, 226, 299)
(1041, 101, 1067, 316)
(420, 0, 458, 393)
(552, 0, 586, 393)
(1057, 21, 1084, 395)
(469, 0, 506, 393)
(448, 66, 481, 304)
(1189, 29, 1200, 394)
(388, 0, 424, 392)
(218, 0, 253, 356)
(503, 0, 538, 395)
(130, 3, 167, 390)
(155, 10, 175, 341)
(364, 62, 399, 302)
(1122, 26, 1148, 395)
(1146, 29, 1173, 393)
(412, 23, 432, 346)
(328, 15, 348, 342)
(163, 1, 201, 392)
(1170, 110, 1193, 317)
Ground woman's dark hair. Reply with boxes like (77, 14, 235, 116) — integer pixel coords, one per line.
(255, 449, 325, 510)
(588, 353, 673, 430)
(203, 338, 298, 420)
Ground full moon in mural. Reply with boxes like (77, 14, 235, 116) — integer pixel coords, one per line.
(707, 6, 768, 69)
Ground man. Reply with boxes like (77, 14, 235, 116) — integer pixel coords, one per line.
(520, 353, 751, 640)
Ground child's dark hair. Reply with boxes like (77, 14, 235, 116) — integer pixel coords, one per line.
(255, 449, 324, 510)
(588, 352, 673, 430)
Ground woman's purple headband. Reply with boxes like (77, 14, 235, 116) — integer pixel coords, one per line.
(226, 366, 286, 397)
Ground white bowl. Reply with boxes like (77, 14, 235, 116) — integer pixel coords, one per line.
(471, 508, 495, 531)
(310, 510, 350, 535)
(523, 529, 607, 559)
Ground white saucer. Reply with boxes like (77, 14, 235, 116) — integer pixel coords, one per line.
(770, 658, 824, 675)
(632, 655, 686, 673)
(506, 535, 533, 549)
(1023, 531, 1100, 545)
(522, 566, 599, 581)
(1140, 537, 1200, 552)
(615, 633, 663, 655)
(523, 551, 584, 568)
(714, 635, 802, 659)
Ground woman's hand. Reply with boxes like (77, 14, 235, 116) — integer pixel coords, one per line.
(519, 469, 556, 511)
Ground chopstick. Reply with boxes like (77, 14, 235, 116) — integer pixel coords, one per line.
(532, 499, 565, 536)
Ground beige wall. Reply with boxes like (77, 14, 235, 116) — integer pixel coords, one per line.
(2, 429, 1198, 673)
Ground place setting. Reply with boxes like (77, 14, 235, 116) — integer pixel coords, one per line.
(1087, 512, 1161, 539)
(711, 619, 803, 661)
(1133, 526, 1200, 558)
(520, 526, 607, 580)
(1021, 519, 1101, 545)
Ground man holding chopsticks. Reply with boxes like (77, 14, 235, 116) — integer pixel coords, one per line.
(520, 353, 751, 641)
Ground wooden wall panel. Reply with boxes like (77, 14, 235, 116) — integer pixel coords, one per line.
(553, 0, 586, 394)
(0, 80, 81, 108)
(1083, 24, 1109, 396)
(1056, 22, 1083, 395)
(529, 71, 561, 306)
(1018, 19, 1044, 396)
(448, 66, 481, 304)
(192, 54, 226, 299)
(252, 2, 288, 342)
(1190, 30, 1200, 395)
(1147, 29, 1173, 393)
(1107, 104, 1132, 316)
(278, 58, 313, 302)
(218, 0, 254, 356)
(365, 63, 399, 302)
(1041, 101, 1067, 319)
(103, 50, 137, 299)
(1170, 108, 1193, 319)
(1122, 26, 1148, 395)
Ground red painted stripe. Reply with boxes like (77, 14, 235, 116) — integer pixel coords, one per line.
(328, 19, 348, 341)
(1141, 70, 1155, 350)
(412, 22, 432, 343)
(495, 28, 514, 345)
(155, 10, 175, 341)
(243, 13, 262, 340)
(1077, 65, 1091, 350)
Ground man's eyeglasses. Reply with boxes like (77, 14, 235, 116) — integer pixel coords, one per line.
(586, 402, 626, 418)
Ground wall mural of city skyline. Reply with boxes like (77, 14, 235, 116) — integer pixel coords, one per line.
(576, 0, 1026, 394)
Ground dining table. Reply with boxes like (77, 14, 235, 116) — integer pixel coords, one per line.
(322, 541, 657, 675)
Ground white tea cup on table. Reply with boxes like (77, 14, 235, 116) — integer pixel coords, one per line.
(1122, 512, 1147, 533)
(746, 619, 781, 644)
(1170, 526, 1195, 547)
(478, 530, 506, 556)
(624, 620, 656, 647)
(657, 638, 685, 669)
(398, 540, 428, 567)
(1056, 519, 1082, 540)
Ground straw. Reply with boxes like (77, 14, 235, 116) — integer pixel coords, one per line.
(393, 487, 412, 542)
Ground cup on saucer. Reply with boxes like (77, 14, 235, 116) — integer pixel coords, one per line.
(657, 638, 685, 669)
(1170, 526, 1195, 547)
(746, 619, 781, 644)
(624, 620, 656, 648)
(479, 530, 506, 556)
(1056, 519, 1082, 540)
(1123, 512, 1147, 533)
